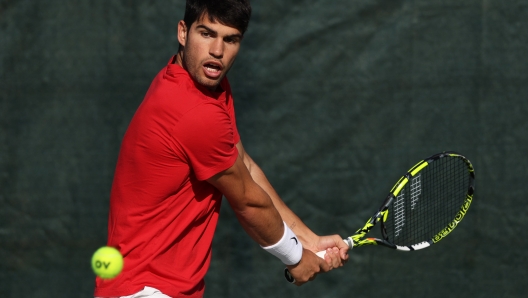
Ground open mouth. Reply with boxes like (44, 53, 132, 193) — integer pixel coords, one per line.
(205, 63, 221, 72)
(203, 61, 223, 78)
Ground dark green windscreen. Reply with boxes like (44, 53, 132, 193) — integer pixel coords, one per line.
(1, 1, 526, 297)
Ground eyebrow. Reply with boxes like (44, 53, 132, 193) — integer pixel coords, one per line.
(195, 24, 243, 40)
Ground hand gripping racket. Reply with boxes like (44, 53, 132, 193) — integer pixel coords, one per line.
(285, 151, 475, 283)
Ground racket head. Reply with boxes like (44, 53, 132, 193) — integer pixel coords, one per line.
(352, 151, 475, 251)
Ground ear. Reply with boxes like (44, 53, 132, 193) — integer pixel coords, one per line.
(177, 20, 188, 47)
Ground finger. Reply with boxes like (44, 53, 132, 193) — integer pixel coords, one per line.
(328, 247, 343, 268)
(319, 253, 331, 272)
(294, 271, 316, 285)
(331, 247, 343, 267)
(321, 248, 341, 272)
(340, 247, 349, 261)
(323, 250, 334, 270)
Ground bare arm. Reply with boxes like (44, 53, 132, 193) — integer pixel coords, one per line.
(236, 141, 349, 261)
(208, 142, 347, 285)
(235, 142, 319, 249)
(206, 149, 331, 285)
(206, 155, 284, 246)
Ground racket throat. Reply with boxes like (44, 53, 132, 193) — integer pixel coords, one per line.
(343, 237, 353, 249)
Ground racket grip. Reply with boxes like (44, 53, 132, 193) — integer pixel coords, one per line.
(315, 250, 327, 259)
(314, 237, 353, 258)
(285, 237, 353, 283)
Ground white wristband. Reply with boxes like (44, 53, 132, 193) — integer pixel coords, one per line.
(261, 222, 303, 265)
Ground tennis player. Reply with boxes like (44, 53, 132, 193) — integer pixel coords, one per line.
(94, 1, 348, 297)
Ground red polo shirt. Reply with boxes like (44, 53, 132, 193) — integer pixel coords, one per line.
(95, 59, 239, 298)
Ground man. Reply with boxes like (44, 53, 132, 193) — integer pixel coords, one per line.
(95, 1, 348, 297)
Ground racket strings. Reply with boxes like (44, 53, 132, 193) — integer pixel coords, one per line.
(384, 156, 470, 246)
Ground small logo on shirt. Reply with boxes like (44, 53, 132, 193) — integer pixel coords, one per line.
(290, 237, 298, 245)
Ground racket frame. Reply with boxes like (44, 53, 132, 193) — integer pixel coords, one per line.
(285, 151, 475, 283)
(350, 151, 475, 251)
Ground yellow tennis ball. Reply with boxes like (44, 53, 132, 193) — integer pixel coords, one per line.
(91, 246, 124, 279)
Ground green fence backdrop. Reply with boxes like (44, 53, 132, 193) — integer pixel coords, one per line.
(1, 0, 527, 297)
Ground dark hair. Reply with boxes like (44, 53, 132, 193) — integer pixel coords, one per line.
(183, 0, 252, 35)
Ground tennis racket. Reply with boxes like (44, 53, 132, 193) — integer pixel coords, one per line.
(285, 151, 475, 283)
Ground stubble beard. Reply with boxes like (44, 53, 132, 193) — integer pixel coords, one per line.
(182, 51, 226, 92)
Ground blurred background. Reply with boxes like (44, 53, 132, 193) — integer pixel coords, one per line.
(1, 0, 527, 297)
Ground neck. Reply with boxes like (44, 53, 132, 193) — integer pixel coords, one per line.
(175, 51, 184, 67)
(174, 51, 222, 93)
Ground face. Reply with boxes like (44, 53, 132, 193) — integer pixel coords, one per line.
(177, 14, 243, 92)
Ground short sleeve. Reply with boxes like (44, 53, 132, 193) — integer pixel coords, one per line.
(222, 79, 240, 145)
(174, 102, 239, 181)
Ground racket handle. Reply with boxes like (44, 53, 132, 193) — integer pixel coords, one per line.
(285, 237, 353, 283)
(314, 237, 353, 259)
(315, 250, 327, 258)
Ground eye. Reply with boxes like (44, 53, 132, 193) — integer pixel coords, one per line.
(224, 37, 240, 44)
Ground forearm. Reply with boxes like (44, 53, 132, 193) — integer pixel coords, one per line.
(232, 143, 349, 278)
(207, 155, 284, 247)
(247, 158, 351, 267)
(245, 159, 318, 249)
(226, 178, 285, 246)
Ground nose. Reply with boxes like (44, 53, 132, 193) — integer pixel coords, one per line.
(209, 38, 224, 59)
